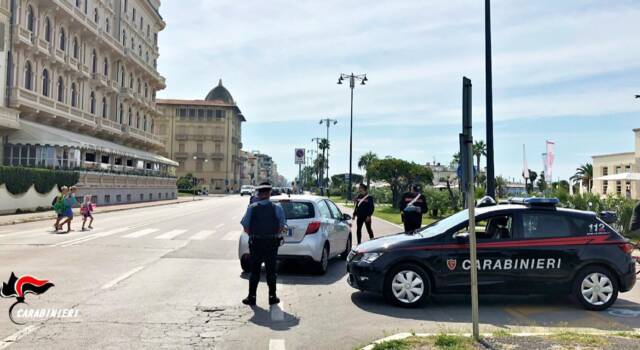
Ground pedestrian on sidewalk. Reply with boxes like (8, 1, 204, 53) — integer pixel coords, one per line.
(59, 186, 79, 233)
(399, 184, 427, 232)
(80, 195, 95, 231)
(630, 200, 640, 236)
(53, 186, 69, 231)
(353, 184, 375, 244)
(240, 182, 286, 306)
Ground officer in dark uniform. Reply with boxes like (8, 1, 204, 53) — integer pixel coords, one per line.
(399, 184, 427, 232)
(240, 182, 286, 306)
(353, 184, 375, 244)
(630, 200, 640, 235)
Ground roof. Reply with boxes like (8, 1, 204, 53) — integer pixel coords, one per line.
(271, 195, 326, 202)
(205, 79, 234, 104)
(592, 152, 635, 159)
(9, 120, 178, 166)
(481, 204, 595, 217)
(156, 99, 236, 107)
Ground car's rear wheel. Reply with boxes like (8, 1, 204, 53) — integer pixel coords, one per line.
(240, 254, 251, 273)
(384, 264, 429, 307)
(314, 244, 330, 275)
(339, 234, 352, 260)
(572, 266, 618, 311)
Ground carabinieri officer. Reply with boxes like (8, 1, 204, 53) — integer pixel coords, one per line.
(240, 182, 286, 306)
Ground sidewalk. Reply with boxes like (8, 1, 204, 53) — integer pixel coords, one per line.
(0, 197, 201, 226)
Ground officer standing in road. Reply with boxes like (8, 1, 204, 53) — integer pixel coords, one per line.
(353, 184, 375, 244)
(399, 185, 428, 232)
(240, 182, 286, 306)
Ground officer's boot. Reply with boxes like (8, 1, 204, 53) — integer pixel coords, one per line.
(242, 295, 256, 306)
(269, 294, 280, 305)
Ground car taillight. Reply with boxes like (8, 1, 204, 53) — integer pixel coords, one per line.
(306, 221, 321, 235)
(618, 243, 634, 255)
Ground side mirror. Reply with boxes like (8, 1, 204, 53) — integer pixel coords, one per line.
(453, 232, 469, 242)
(342, 213, 352, 221)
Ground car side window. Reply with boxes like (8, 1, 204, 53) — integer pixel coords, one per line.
(316, 200, 332, 219)
(520, 212, 572, 239)
(325, 200, 343, 219)
(454, 214, 513, 240)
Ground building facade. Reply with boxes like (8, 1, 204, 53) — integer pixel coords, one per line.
(0, 0, 177, 206)
(156, 80, 245, 193)
(592, 128, 640, 199)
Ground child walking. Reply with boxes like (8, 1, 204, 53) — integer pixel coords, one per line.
(81, 195, 95, 231)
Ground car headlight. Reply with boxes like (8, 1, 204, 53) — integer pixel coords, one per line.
(361, 252, 383, 264)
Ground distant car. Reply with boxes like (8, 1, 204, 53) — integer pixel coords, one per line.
(239, 195, 353, 274)
(240, 185, 254, 196)
(271, 187, 282, 196)
(347, 197, 636, 310)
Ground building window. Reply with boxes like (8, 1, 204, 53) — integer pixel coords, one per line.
(59, 27, 66, 51)
(119, 103, 123, 123)
(129, 73, 133, 89)
(178, 143, 185, 152)
(116, 194, 122, 203)
(198, 109, 205, 120)
(135, 112, 140, 128)
(143, 116, 147, 131)
(178, 108, 187, 118)
(120, 67, 125, 87)
(76, 0, 81, 7)
(57, 77, 64, 102)
(104, 195, 111, 204)
(602, 167, 608, 176)
(140, 17, 143, 30)
(150, 120, 154, 133)
(106, 18, 110, 33)
(616, 181, 622, 195)
(26, 5, 34, 32)
(138, 44, 142, 56)
(103, 58, 109, 77)
(90, 92, 96, 114)
(122, 29, 126, 46)
(44, 17, 51, 42)
(42, 69, 50, 97)
(92, 50, 97, 74)
(137, 78, 141, 93)
(216, 110, 225, 118)
(140, 193, 144, 201)
(24, 61, 33, 90)
(144, 83, 148, 98)
(147, 24, 150, 37)
(124, 0, 128, 13)
(94, 8, 99, 23)
(196, 160, 203, 172)
(145, 51, 149, 63)
(71, 83, 77, 107)
(128, 108, 132, 126)
(73, 37, 79, 58)
(132, 8, 136, 21)
(215, 143, 221, 153)
(102, 97, 107, 118)
(197, 143, 203, 152)
(127, 194, 132, 202)
(189, 109, 196, 118)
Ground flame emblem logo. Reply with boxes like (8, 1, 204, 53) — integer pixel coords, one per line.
(0, 273, 54, 324)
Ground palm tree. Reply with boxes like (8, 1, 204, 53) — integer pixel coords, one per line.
(318, 139, 329, 193)
(473, 140, 487, 174)
(358, 152, 378, 187)
(570, 163, 593, 192)
(451, 152, 460, 166)
(495, 176, 507, 198)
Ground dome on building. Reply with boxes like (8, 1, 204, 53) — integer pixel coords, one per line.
(205, 79, 234, 104)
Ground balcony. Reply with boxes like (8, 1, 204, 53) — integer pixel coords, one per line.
(109, 80, 119, 93)
(14, 26, 34, 47)
(119, 87, 134, 100)
(193, 152, 208, 159)
(36, 37, 50, 56)
(54, 48, 66, 64)
(9, 87, 95, 128)
(211, 153, 225, 160)
(175, 134, 188, 141)
(96, 118, 122, 135)
(80, 64, 91, 79)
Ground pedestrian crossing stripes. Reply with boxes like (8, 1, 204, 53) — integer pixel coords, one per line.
(222, 230, 242, 241)
(189, 230, 215, 240)
(155, 229, 188, 240)
(123, 228, 159, 238)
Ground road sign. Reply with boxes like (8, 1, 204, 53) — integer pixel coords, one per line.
(295, 148, 305, 165)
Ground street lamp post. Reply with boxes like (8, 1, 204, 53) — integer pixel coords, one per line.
(312, 137, 322, 193)
(485, 0, 496, 199)
(319, 118, 337, 196)
(338, 73, 367, 201)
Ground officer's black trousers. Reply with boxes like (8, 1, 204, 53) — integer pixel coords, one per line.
(356, 217, 374, 244)
(248, 240, 279, 297)
(402, 213, 422, 232)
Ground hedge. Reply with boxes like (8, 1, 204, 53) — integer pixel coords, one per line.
(0, 166, 79, 195)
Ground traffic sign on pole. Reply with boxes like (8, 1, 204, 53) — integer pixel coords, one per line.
(295, 148, 305, 165)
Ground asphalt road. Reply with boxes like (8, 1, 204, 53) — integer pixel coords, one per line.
(0, 195, 638, 350)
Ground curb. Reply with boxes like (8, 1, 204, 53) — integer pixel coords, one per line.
(0, 198, 202, 227)
(360, 330, 640, 350)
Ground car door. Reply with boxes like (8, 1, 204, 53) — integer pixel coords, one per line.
(326, 199, 350, 254)
(510, 210, 587, 294)
(316, 200, 336, 253)
(437, 212, 520, 294)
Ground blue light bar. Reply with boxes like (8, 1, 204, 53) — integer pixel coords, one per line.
(508, 197, 559, 206)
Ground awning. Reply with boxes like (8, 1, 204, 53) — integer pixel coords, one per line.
(594, 172, 640, 181)
(8, 120, 178, 167)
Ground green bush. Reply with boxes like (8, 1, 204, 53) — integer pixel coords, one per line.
(369, 186, 392, 204)
(0, 166, 79, 195)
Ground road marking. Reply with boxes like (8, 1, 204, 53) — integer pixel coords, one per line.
(215, 223, 225, 229)
(221, 231, 241, 241)
(54, 227, 129, 247)
(0, 325, 41, 349)
(155, 229, 187, 240)
(123, 228, 159, 238)
(268, 339, 286, 350)
(189, 230, 215, 240)
(101, 266, 145, 290)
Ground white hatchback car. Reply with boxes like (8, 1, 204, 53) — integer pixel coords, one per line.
(238, 195, 352, 274)
(240, 185, 254, 196)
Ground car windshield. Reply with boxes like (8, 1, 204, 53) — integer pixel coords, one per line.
(418, 209, 469, 238)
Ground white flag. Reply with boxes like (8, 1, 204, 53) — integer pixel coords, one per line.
(546, 141, 555, 181)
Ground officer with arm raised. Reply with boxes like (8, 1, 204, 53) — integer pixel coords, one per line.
(240, 182, 286, 306)
(399, 184, 428, 232)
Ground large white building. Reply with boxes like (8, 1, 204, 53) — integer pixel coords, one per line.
(591, 128, 640, 200)
(0, 0, 177, 205)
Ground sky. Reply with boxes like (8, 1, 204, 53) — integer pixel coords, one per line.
(156, 0, 640, 183)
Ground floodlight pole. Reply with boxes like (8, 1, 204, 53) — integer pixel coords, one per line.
(463, 77, 480, 340)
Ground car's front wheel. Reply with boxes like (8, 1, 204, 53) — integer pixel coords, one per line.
(572, 266, 619, 311)
(384, 264, 429, 307)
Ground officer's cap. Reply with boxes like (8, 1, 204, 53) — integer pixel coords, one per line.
(256, 182, 273, 191)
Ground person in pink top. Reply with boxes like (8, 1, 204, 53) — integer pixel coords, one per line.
(80, 195, 95, 231)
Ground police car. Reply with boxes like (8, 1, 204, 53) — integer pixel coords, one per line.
(346, 198, 636, 311)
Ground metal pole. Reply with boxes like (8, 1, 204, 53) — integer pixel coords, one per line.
(463, 77, 480, 341)
(326, 120, 330, 196)
(485, 0, 495, 199)
(348, 74, 354, 201)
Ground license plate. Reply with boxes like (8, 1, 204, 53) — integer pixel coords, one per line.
(288, 228, 293, 237)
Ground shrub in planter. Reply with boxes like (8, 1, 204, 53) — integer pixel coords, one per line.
(0, 166, 79, 195)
